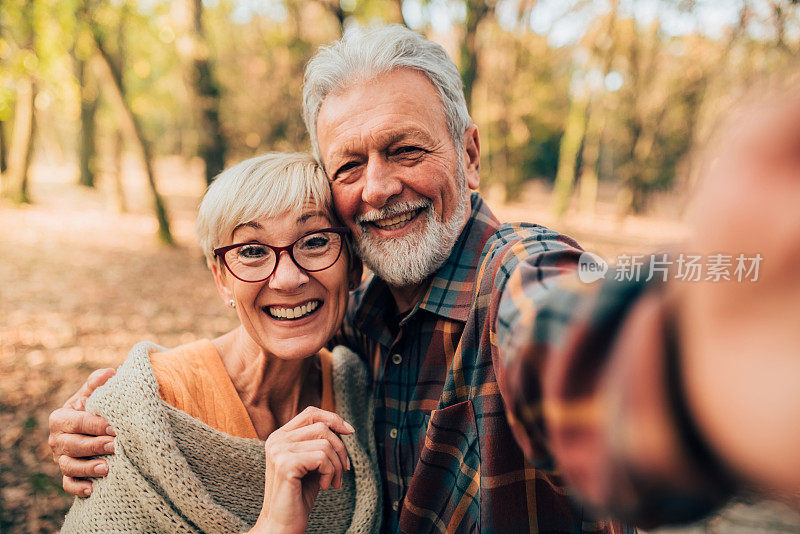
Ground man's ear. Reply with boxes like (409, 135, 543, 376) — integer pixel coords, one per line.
(462, 124, 480, 190)
(211, 263, 234, 306)
(348, 256, 364, 291)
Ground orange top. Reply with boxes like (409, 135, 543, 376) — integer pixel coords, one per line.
(150, 339, 335, 439)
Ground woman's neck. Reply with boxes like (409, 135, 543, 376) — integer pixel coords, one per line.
(212, 326, 321, 439)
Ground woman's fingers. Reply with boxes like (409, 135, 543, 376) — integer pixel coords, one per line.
(290, 439, 345, 489)
(264, 408, 353, 491)
(280, 406, 355, 436)
(259, 415, 353, 533)
(268, 436, 345, 490)
(273, 448, 338, 490)
(284, 422, 350, 473)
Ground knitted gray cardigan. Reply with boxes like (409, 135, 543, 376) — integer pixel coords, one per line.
(61, 342, 382, 533)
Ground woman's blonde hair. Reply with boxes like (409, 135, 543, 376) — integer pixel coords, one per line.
(196, 152, 333, 267)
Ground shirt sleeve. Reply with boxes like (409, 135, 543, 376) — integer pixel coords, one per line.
(495, 249, 736, 526)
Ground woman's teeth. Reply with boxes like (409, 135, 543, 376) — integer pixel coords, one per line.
(372, 209, 420, 230)
(266, 300, 320, 320)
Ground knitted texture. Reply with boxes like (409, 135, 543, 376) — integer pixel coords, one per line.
(61, 342, 381, 533)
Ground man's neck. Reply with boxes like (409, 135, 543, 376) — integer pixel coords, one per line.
(389, 281, 428, 314)
(384, 193, 474, 314)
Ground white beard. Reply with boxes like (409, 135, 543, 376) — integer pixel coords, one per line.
(354, 168, 469, 287)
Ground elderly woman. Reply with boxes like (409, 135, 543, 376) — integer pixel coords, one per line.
(61, 153, 381, 533)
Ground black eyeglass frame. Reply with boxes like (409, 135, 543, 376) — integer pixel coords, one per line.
(213, 226, 350, 283)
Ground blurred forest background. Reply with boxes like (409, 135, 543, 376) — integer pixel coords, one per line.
(1, 0, 800, 532)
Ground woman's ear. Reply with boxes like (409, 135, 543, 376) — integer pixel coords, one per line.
(348, 256, 363, 291)
(211, 263, 235, 306)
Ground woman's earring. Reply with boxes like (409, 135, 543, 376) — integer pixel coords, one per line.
(348, 282, 355, 290)
(229, 299, 236, 309)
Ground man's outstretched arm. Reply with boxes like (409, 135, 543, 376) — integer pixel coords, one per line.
(496, 86, 800, 525)
(498, 271, 738, 526)
(48, 368, 116, 496)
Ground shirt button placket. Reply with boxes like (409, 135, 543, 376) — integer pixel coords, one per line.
(386, 340, 406, 521)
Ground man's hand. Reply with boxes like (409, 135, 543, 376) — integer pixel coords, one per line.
(677, 85, 800, 495)
(48, 368, 116, 496)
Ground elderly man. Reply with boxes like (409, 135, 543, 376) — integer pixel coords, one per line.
(50, 25, 800, 532)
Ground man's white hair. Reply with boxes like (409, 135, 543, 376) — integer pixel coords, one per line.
(196, 152, 333, 267)
(302, 24, 472, 158)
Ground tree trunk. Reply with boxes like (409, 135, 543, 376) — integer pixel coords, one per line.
(579, 97, 611, 217)
(393, 0, 411, 27)
(315, 0, 346, 35)
(582, 3, 618, 216)
(112, 0, 128, 213)
(76, 57, 99, 187)
(615, 19, 661, 217)
(0, 120, 7, 174)
(111, 130, 127, 213)
(4, 0, 37, 204)
(551, 93, 589, 219)
(4, 77, 36, 204)
(622, 120, 658, 215)
(578, 112, 602, 217)
(769, 0, 792, 53)
(459, 0, 490, 112)
(188, 0, 227, 185)
(90, 29, 173, 244)
(496, 145, 513, 202)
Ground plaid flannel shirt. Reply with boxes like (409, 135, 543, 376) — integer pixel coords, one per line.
(338, 193, 635, 533)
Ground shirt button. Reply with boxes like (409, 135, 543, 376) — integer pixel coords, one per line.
(392, 500, 400, 512)
(391, 353, 402, 364)
(389, 428, 398, 439)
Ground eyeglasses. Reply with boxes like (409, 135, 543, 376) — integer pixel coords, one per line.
(213, 227, 349, 283)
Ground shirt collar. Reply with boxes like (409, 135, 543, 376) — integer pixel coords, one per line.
(352, 193, 501, 345)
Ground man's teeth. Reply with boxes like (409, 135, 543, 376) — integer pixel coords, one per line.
(372, 209, 420, 230)
(267, 300, 320, 320)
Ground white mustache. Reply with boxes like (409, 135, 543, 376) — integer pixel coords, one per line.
(355, 200, 431, 226)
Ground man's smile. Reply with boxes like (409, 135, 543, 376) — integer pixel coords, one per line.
(369, 207, 424, 231)
(356, 200, 430, 235)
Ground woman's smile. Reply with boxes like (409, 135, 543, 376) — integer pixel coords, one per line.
(264, 299, 323, 321)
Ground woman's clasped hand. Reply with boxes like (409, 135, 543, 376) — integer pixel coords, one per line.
(250, 407, 355, 533)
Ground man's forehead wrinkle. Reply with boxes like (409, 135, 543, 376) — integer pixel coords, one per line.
(328, 124, 436, 158)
